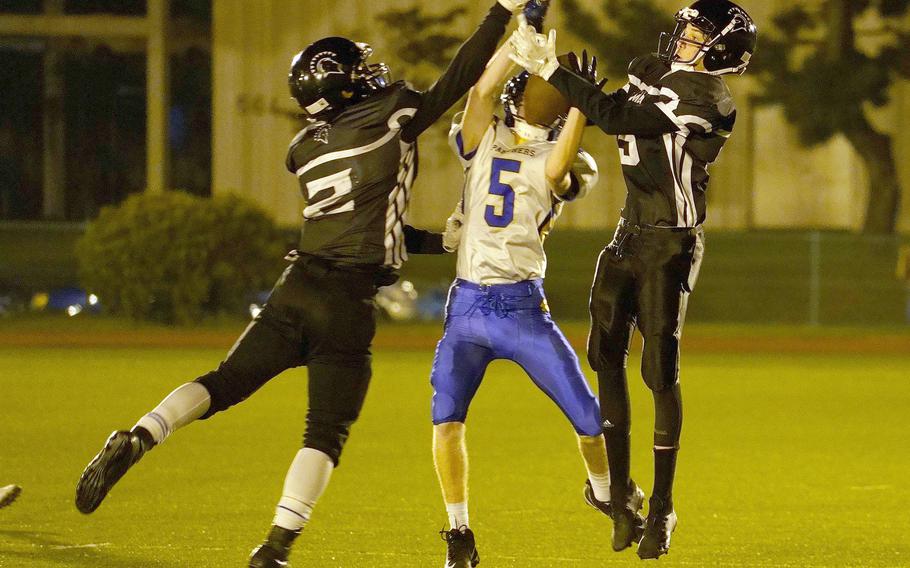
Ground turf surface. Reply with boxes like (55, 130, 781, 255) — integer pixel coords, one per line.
(2, 344, 909, 567)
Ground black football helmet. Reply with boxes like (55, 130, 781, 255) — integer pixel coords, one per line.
(658, 0, 757, 75)
(288, 36, 390, 119)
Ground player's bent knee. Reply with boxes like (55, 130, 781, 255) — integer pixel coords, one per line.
(642, 370, 677, 393)
(303, 418, 354, 467)
(575, 409, 605, 437)
(588, 342, 625, 373)
(641, 359, 678, 392)
(194, 366, 256, 419)
(641, 366, 676, 392)
(641, 341, 680, 392)
(587, 333, 628, 374)
(431, 392, 469, 425)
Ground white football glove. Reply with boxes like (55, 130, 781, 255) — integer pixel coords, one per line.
(442, 204, 464, 252)
(497, 0, 528, 13)
(508, 18, 559, 80)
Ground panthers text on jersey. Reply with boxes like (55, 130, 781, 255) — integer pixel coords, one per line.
(449, 115, 598, 284)
(549, 54, 736, 228)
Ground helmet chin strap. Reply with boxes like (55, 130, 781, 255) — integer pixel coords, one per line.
(509, 117, 551, 142)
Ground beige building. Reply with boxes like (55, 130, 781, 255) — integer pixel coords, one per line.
(1, 1, 906, 231)
(210, 0, 910, 233)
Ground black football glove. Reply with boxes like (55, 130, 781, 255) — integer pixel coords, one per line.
(522, 0, 550, 32)
(567, 50, 607, 91)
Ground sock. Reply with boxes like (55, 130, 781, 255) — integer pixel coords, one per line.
(605, 431, 631, 502)
(598, 369, 631, 503)
(653, 383, 682, 450)
(133, 382, 211, 445)
(433, 423, 469, 530)
(272, 448, 334, 532)
(446, 502, 469, 530)
(652, 448, 678, 510)
(652, 384, 682, 507)
(577, 434, 610, 503)
(588, 470, 611, 503)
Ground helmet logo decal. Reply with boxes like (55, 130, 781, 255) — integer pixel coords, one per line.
(678, 7, 699, 20)
(310, 51, 345, 76)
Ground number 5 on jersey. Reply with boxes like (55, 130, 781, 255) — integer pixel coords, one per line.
(485, 158, 521, 228)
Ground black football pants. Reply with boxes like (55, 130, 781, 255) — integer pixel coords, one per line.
(587, 222, 704, 456)
(194, 257, 379, 466)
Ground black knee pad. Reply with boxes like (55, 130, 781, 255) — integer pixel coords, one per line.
(587, 327, 629, 373)
(641, 339, 679, 392)
(303, 411, 358, 467)
(645, 376, 676, 393)
(194, 365, 258, 419)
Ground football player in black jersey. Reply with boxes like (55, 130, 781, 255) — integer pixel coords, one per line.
(74, 2, 530, 566)
(509, 0, 757, 559)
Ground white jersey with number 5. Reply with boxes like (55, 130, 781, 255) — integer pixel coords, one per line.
(448, 114, 598, 285)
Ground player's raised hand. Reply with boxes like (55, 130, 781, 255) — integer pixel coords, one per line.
(497, 0, 529, 14)
(442, 203, 464, 252)
(567, 50, 607, 90)
(508, 17, 559, 79)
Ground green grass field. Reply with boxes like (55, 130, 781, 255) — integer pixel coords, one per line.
(2, 337, 910, 567)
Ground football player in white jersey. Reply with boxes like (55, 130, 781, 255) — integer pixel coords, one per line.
(430, 36, 612, 568)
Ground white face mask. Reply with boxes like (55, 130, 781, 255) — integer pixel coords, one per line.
(509, 116, 551, 142)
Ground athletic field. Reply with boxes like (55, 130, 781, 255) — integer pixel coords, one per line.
(1, 321, 909, 567)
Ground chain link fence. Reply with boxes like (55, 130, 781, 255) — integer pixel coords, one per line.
(2, 223, 909, 326)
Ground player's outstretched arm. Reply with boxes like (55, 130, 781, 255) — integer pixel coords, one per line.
(510, 27, 676, 137)
(403, 225, 446, 255)
(547, 64, 676, 137)
(401, 1, 526, 144)
(402, 203, 463, 254)
(546, 107, 586, 196)
(460, 44, 516, 154)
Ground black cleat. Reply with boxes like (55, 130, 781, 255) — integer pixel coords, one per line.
(249, 525, 300, 568)
(249, 543, 289, 568)
(75, 430, 150, 514)
(610, 480, 646, 552)
(0, 484, 22, 509)
(637, 496, 677, 560)
(583, 479, 612, 517)
(440, 526, 480, 568)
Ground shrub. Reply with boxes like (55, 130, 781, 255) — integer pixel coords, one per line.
(76, 191, 288, 323)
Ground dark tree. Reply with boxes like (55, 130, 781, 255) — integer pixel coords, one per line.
(750, 0, 909, 234)
(375, 5, 469, 91)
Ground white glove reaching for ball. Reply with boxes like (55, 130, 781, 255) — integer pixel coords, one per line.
(442, 204, 464, 252)
(508, 17, 559, 80)
(497, 0, 529, 13)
